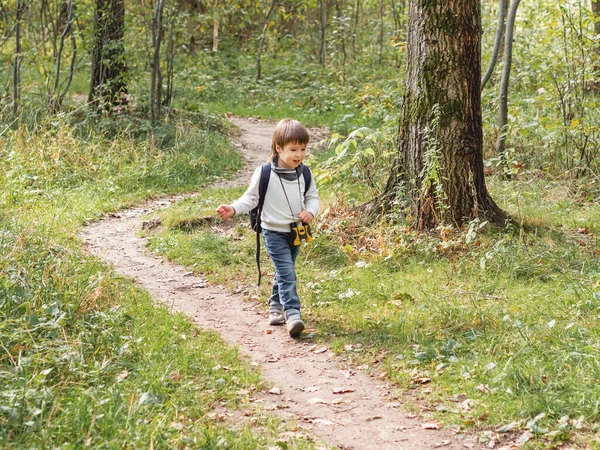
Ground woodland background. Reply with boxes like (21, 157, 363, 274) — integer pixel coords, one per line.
(1, 0, 600, 448)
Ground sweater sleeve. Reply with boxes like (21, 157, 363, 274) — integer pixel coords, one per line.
(230, 166, 261, 215)
(304, 170, 320, 218)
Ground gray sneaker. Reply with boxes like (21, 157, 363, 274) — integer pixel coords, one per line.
(285, 309, 305, 337)
(269, 307, 285, 326)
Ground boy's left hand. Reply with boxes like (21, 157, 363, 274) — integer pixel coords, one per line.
(298, 211, 314, 223)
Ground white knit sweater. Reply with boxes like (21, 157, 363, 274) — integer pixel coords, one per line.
(231, 166, 320, 233)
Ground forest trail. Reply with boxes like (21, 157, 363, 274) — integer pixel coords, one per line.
(81, 117, 467, 450)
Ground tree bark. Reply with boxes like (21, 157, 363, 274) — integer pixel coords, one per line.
(351, 0, 360, 56)
(12, 0, 21, 116)
(319, 0, 327, 65)
(88, 0, 127, 110)
(256, 0, 277, 81)
(495, 0, 521, 155)
(379, 0, 505, 228)
(150, 0, 166, 124)
(592, 1, 600, 58)
(481, 0, 507, 90)
(212, 0, 218, 52)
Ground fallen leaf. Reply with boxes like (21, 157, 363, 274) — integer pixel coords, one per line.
(266, 357, 279, 363)
(313, 346, 328, 354)
(433, 441, 451, 448)
(366, 415, 382, 421)
(496, 421, 518, 433)
(413, 377, 432, 384)
(339, 369, 354, 378)
(332, 387, 355, 394)
(308, 398, 329, 405)
(476, 384, 492, 394)
(421, 422, 440, 430)
(265, 329, 273, 334)
(269, 388, 281, 395)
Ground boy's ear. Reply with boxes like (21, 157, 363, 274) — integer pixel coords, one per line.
(275, 145, 282, 153)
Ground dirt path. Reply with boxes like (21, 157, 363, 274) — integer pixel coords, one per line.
(81, 117, 468, 450)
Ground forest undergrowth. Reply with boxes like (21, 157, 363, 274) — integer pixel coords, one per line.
(0, 114, 317, 448)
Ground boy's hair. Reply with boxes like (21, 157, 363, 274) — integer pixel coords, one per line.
(269, 119, 310, 161)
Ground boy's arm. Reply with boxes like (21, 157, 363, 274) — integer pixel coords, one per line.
(229, 166, 262, 215)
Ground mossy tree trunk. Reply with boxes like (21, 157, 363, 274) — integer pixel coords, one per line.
(88, 0, 127, 110)
(380, 0, 505, 229)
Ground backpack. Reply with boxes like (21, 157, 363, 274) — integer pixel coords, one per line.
(251, 163, 312, 285)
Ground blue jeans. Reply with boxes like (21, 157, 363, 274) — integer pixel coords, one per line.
(262, 229, 300, 312)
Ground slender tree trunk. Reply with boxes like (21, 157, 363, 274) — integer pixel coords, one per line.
(592, 0, 600, 74)
(495, 0, 522, 155)
(150, 0, 166, 124)
(378, 0, 505, 228)
(49, 0, 76, 113)
(390, 0, 403, 67)
(212, 0, 218, 52)
(335, 0, 347, 80)
(256, 0, 277, 81)
(481, 0, 507, 90)
(164, 18, 174, 106)
(592, 1, 600, 50)
(378, 0, 384, 63)
(89, 0, 127, 110)
(319, 0, 327, 65)
(351, 0, 360, 56)
(12, 0, 21, 116)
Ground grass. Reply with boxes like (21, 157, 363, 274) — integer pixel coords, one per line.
(0, 114, 318, 449)
(145, 170, 600, 448)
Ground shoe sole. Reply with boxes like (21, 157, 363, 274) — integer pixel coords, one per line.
(269, 316, 285, 326)
(287, 320, 305, 337)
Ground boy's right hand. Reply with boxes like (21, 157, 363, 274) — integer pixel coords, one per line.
(216, 204, 235, 220)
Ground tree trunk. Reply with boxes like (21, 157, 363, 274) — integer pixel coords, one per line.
(150, 0, 166, 124)
(319, 0, 327, 65)
(164, 19, 174, 107)
(481, 0, 507, 90)
(592, 1, 600, 58)
(12, 0, 21, 116)
(88, 0, 127, 110)
(351, 0, 360, 56)
(379, 0, 505, 228)
(48, 0, 76, 113)
(495, 0, 521, 155)
(212, 0, 218, 52)
(256, 0, 277, 81)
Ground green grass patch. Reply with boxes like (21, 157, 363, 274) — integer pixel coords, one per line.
(148, 173, 600, 447)
(1, 116, 317, 448)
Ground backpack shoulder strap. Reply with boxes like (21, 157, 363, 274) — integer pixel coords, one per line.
(258, 163, 271, 207)
(301, 165, 312, 195)
(256, 163, 271, 287)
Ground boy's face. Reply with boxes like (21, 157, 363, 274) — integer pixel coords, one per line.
(276, 141, 307, 169)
